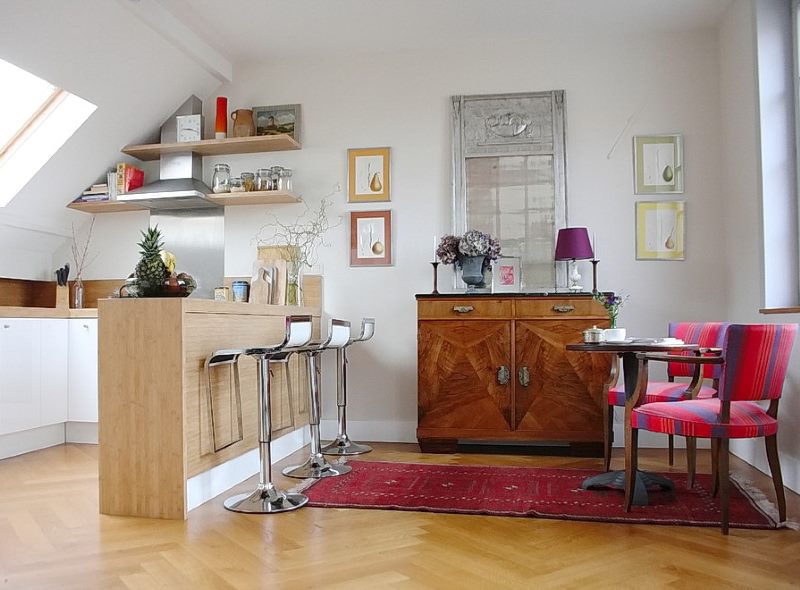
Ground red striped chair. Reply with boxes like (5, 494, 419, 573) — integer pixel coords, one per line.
(624, 323, 797, 534)
(604, 322, 729, 472)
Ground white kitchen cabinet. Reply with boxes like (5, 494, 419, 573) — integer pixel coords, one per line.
(0, 319, 42, 434)
(68, 319, 98, 422)
(40, 319, 69, 426)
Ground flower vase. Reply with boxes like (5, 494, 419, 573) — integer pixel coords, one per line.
(72, 278, 84, 309)
(459, 255, 486, 291)
(286, 262, 303, 306)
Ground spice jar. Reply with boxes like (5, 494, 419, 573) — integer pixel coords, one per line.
(241, 172, 255, 192)
(256, 168, 272, 191)
(229, 176, 245, 192)
(211, 163, 231, 193)
(269, 166, 283, 191)
(278, 168, 293, 192)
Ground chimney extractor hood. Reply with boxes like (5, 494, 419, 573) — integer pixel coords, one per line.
(117, 96, 219, 210)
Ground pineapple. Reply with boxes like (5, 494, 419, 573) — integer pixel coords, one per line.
(135, 226, 168, 296)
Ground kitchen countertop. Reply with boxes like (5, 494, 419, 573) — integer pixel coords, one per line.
(0, 306, 98, 318)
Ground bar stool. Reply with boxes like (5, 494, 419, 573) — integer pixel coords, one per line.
(223, 315, 313, 514)
(204, 349, 244, 452)
(322, 317, 375, 456)
(282, 318, 353, 479)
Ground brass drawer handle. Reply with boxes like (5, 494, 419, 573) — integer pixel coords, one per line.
(497, 366, 510, 385)
(453, 306, 474, 314)
(552, 305, 575, 313)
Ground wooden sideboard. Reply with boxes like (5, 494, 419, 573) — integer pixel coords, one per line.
(416, 294, 612, 454)
(98, 295, 320, 519)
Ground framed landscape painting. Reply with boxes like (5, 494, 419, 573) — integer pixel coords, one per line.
(253, 104, 300, 141)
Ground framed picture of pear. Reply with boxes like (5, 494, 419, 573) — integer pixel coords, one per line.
(348, 147, 390, 202)
(633, 134, 684, 194)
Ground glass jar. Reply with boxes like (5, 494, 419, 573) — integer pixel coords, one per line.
(256, 168, 272, 191)
(229, 176, 245, 192)
(241, 171, 255, 192)
(270, 166, 283, 191)
(278, 168, 293, 192)
(211, 163, 231, 193)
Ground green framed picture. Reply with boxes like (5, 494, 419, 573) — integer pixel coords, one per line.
(635, 200, 685, 260)
(633, 134, 684, 194)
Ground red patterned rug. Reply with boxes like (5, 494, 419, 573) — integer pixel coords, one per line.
(302, 460, 780, 529)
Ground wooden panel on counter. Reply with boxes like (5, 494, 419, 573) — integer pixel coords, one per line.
(0, 277, 124, 309)
(98, 296, 321, 520)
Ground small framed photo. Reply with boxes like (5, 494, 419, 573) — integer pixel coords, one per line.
(252, 104, 301, 141)
(348, 147, 390, 202)
(635, 200, 686, 260)
(492, 257, 521, 292)
(350, 210, 392, 266)
(633, 134, 684, 194)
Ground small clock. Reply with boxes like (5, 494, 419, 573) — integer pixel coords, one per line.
(176, 114, 202, 142)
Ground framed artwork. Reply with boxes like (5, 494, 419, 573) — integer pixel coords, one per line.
(633, 134, 684, 194)
(492, 257, 521, 292)
(348, 147, 390, 202)
(636, 200, 686, 260)
(252, 104, 301, 141)
(350, 210, 392, 266)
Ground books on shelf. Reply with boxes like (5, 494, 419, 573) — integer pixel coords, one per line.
(116, 163, 144, 194)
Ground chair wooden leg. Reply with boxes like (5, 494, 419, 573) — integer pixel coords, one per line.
(710, 438, 720, 497)
(719, 438, 730, 535)
(624, 427, 638, 512)
(686, 436, 696, 488)
(765, 434, 787, 523)
(668, 434, 674, 466)
(603, 404, 614, 472)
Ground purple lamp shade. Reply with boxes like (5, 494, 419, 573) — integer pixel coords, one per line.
(554, 227, 594, 261)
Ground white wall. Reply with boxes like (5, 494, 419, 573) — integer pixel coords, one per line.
(79, 23, 729, 443)
(720, 0, 800, 493)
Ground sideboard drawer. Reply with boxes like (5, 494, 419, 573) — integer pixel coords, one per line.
(418, 299, 512, 319)
(515, 298, 604, 318)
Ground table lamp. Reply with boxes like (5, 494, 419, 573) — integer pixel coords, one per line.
(554, 227, 594, 292)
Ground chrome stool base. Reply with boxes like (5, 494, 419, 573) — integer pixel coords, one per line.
(282, 454, 352, 479)
(224, 483, 308, 514)
(322, 435, 372, 456)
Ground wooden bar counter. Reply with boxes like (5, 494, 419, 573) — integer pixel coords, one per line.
(98, 291, 321, 520)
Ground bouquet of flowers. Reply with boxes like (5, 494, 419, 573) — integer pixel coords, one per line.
(436, 229, 501, 270)
(593, 291, 629, 328)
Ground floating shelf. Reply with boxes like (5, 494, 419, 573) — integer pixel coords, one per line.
(206, 190, 302, 206)
(121, 134, 301, 161)
(67, 201, 147, 213)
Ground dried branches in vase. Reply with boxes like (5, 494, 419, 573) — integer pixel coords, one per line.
(70, 216, 98, 308)
(254, 184, 342, 305)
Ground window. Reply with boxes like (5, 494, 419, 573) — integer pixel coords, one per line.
(0, 58, 96, 207)
(452, 91, 567, 290)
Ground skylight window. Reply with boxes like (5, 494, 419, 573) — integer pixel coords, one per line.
(0, 58, 96, 207)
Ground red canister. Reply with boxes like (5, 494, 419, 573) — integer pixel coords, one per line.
(215, 97, 228, 139)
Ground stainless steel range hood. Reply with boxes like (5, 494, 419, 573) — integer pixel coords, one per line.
(118, 96, 219, 210)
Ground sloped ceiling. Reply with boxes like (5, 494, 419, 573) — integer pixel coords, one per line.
(0, 0, 227, 248)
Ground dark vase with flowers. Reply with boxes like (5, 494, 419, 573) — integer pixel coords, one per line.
(457, 255, 486, 290)
(436, 229, 501, 292)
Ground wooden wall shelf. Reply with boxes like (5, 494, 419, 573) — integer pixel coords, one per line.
(121, 134, 301, 161)
(206, 190, 301, 206)
(67, 201, 147, 213)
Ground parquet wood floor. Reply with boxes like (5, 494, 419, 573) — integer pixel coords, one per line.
(0, 443, 798, 589)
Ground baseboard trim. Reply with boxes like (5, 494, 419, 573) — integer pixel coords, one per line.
(65, 422, 98, 444)
(0, 424, 65, 460)
(320, 419, 418, 444)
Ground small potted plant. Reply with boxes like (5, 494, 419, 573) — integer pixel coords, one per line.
(593, 291, 629, 341)
(436, 229, 501, 290)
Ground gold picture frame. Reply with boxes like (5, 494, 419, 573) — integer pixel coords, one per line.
(635, 200, 685, 260)
(348, 147, 390, 202)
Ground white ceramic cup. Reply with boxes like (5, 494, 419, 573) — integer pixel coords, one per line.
(604, 328, 627, 342)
